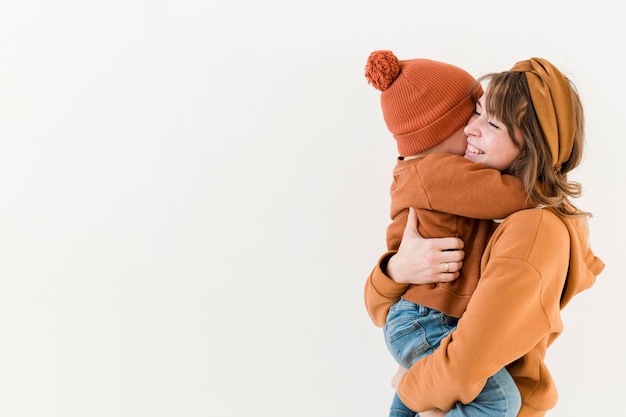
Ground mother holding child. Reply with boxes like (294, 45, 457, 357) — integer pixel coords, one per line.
(364, 50, 605, 417)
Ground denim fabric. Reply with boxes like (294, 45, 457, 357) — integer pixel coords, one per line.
(389, 391, 417, 417)
(445, 367, 521, 417)
(384, 299, 458, 368)
(384, 299, 521, 417)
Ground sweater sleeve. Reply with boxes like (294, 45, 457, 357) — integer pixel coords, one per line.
(416, 154, 530, 219)
(364, 251, 410, 327)
(397, 210, 570, 411)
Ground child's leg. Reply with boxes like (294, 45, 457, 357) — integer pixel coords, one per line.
(444, 367, 521, 417)
(384, 299, 458, 369)
(384, 300, 458, 417)
(389, 391, 417, 417)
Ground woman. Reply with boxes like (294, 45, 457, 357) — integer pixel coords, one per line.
(364, 58, 605, 417)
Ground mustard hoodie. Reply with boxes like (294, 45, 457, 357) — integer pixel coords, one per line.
(365, 208, 604, 416)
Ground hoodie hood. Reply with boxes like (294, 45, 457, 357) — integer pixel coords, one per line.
(558, 214, 605, 307)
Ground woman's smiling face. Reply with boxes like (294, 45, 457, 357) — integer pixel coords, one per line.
(463, 94, 522, 171)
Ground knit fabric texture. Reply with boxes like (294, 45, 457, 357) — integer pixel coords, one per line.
(365, 50, 482, 156)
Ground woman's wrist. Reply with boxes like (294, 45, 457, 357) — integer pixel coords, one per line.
(384, 253, 406, 284)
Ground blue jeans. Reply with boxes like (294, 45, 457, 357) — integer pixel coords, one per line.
(384, 299, 521, 417)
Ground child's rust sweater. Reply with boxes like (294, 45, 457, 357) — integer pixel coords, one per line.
(384, 152, 529, 318)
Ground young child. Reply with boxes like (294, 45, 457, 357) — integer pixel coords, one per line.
(365, 50, 532, 417)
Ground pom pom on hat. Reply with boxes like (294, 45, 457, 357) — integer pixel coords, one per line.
(365, 50, 400, 91)
(365, 50, 481, 156)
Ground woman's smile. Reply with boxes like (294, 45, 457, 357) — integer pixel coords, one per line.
(465, 143, 484, 155)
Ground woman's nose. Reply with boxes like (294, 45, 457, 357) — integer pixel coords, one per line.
(464, 118, 479, 137)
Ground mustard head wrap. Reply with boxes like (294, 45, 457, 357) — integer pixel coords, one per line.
(510, 58, 576, 169)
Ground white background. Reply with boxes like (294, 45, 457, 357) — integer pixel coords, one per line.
(0, 1, 623, 416)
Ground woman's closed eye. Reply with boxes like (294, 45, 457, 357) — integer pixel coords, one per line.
(488, 120, 501, 129)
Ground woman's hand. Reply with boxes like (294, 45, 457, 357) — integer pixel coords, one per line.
(391, 365, 407, 390)
(386, 207, 465, 285)
(392, 365, 447, 417)
(418, 409, 447, 417)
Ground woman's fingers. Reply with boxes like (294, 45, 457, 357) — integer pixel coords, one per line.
(388, 207, 466, 285)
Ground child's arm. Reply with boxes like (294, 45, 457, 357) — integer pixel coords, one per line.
(415, 154, 531, 218)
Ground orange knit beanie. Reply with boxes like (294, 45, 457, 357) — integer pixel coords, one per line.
(365, 50, 482, 156)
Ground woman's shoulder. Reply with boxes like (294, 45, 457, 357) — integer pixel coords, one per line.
(491, 208, 570, 262)
(493, 208, 569, 250)
(503, 207, 564, 227)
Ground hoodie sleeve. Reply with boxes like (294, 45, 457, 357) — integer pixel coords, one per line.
(397, 209, 573, 411)
(415, 154, 531, 218)
(364, 251, 409, 327)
